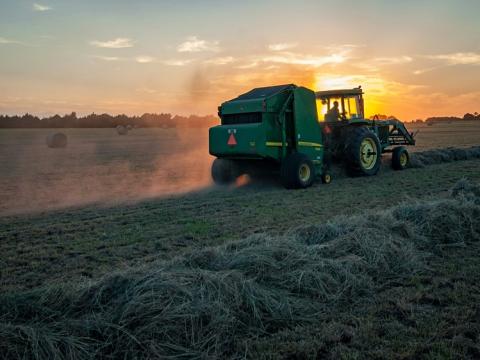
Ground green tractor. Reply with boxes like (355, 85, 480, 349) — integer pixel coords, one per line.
(209, 84, 415, 189)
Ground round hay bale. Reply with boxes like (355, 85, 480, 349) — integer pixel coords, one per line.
(116, 125, 128, 135)
(126, 124, 132, 131)
(46, 132, 67, 148)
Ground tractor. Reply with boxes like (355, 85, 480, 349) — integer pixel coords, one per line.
(209, 84, 415, 189)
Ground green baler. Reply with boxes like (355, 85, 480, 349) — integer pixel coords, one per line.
(209, 84, 330, 188)
(209, 84, 415, 189)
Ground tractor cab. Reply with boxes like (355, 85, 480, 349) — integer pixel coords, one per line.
(315, 87, 365, 123)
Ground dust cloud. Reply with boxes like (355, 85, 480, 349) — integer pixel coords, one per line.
(0, 128, 214, 216)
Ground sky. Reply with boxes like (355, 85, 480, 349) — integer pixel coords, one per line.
(0, 0, 479, 119)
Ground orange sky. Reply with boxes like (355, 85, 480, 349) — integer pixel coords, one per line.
(1, 1, 479, 120)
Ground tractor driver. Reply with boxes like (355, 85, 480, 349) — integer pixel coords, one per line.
(326, 101, 340, 121)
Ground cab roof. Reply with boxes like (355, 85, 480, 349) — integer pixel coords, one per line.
(315, 87, 363, 98)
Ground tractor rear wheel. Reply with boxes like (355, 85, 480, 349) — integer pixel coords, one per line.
(392, 146, 409, 170)
(345, 127, 381, 176)
(280, 153, 315, 189)
(211, 158, 238, 185)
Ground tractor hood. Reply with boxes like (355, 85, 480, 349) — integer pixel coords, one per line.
(220, 84, 296, 115)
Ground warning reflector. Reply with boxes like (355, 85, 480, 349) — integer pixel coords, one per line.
(227, 133, 237, 146)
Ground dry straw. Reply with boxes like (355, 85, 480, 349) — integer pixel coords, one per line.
(1, 179, 479, 358)
(409, 146, 480, 168)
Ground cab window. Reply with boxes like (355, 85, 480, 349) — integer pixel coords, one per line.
(345, 96, 359, 119)
(316, 97, 342, 122)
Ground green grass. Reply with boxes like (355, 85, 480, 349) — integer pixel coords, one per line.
(1, 159, 480, 292)
(1, 178, 479, 359)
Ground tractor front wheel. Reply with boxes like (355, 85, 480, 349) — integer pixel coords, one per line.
(211, 158, 238, 185)
(280, 153, 315, 189)
(392, 146, 409, 170)
(345, 127, 381, 176)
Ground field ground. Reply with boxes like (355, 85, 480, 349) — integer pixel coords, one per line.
(1, 158, 480, 292)
(0, 122, 480, 358)
(0, 121, 479, 215)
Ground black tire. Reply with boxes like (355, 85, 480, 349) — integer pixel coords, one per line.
(345, 127, 381, 176)
(211, 158, 238, 185)
(321, 172, 332, 184)
(280, 153, 315, 189)
(392, 146, 409, 170)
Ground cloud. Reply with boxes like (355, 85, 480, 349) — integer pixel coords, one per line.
(255, 44, 356, 68)
(136, 88, 158, 94)
(135, 56, 155, 63)
(90, 38, 134, 49)
(373, 56, 413, 65)
(177, 36, 220, 52)
(0, 36, 30, 46)
(414, 52, 480, 75)
(92, 55, 121, 62)
(425, 52, 480, 65)
(314, 73, 424, 96)
(204, 56, 235, 65)
(260, 52, 346, 67)
(268, 43, 298, 51)
(33, 3, 51, 11)
(90, 54, 192, 66)
(0, 37, 19, 44)
(162, 59, 193, 66)
(355, 55, 413, 72)
(235, 62, 259, 69)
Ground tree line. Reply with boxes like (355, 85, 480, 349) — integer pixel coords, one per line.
(370, 112, 480, 123)
(1, 111, 479, 128)
(422, 112, 480, 124)
(0, 112, 219, 129)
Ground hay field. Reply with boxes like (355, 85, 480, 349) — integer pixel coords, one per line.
(1, 121, 480, 359)
(0, 128, 212, 215)
(0, 121, 479, 216)
(407, 120, 480, 151)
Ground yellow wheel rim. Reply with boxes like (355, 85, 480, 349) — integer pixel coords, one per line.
(299, 164, 311, 182)
(360, 138, 378, 170)
(400, 152, 408, 167)
(324, 174, 331, 183)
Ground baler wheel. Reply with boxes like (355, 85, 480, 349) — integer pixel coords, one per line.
(321, 173, 332, 184)
(211, 158, 238, 185)
(280, 153, 315, 189)
(345, 127, 381, 176)
(392, 146, 409, 170)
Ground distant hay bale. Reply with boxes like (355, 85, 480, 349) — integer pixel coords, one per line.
(126, 125, 132, 131)
(46, 132, 67, 148)
(116, 125, 128, 135)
